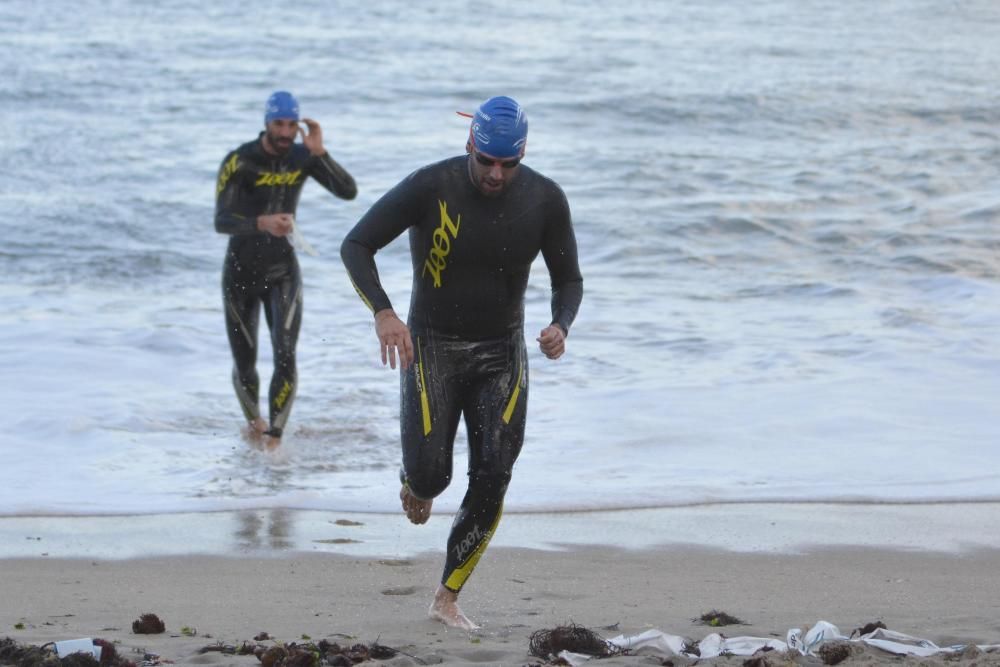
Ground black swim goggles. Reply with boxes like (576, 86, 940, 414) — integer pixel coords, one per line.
(473, 151, 521, 169)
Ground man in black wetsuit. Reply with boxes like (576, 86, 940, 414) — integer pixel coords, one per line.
(216, 91, 356, 450)
(341, 96, 583, 629)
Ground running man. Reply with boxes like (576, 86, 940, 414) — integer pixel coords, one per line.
(340, 96, 583, 629)
(216, 91, 357, 450)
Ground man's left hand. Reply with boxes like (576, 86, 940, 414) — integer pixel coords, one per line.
(537, 324, 566, 360)
(299, 118, 325, 156)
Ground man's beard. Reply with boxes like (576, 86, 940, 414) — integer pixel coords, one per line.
(266, 130, 294, 154)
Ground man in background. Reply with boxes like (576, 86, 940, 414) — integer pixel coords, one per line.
(216, 91, 356, 450)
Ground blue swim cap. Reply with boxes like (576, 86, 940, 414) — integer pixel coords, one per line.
(264, 91, 300, 123)
(470, 96, 528, 158)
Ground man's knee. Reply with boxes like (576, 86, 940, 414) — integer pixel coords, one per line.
(271, 334, 297, 368)
(469, 468, 512, 498)
(405, 469, 451, 500)
(274, 353, 297, 373)
(232, 365, 258, 388)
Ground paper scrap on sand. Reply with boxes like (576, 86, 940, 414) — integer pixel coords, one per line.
(559, 621, 1000, 665)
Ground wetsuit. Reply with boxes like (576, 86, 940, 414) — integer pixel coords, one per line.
(341, 155, 583, 592)
(215, 133, 356, 436)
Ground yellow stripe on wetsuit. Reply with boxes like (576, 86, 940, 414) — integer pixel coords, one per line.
(347, 275, 374, 312)
(444, 503, 504, 592)
(417, 338, 431, 436)
(501, 361, 524, 424)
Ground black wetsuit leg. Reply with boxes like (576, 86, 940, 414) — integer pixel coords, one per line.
(261, 259, 302, 437)
(400, 329, 528, 593)
(400, 330, 463, 499)
(223, 261, 262, 423)
(222, 255, 302, 436)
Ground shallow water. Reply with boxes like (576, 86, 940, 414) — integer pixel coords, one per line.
(1, 0, 999, 516)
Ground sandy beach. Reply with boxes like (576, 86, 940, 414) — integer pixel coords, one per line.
(3, 505, 1000, 666)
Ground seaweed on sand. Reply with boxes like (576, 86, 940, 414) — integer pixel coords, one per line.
(694, 610, 746, 627)
(528, 623, 622, 660)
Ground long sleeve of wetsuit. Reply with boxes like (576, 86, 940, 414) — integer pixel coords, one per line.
(308, 152, 358, 200)
(541, 185, 584, 335)
(340, 174, 422, 314)
(214, 150, 259, 236)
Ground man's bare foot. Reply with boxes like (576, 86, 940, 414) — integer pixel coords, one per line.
(263, 434, 281, 451)
(399, 485, 432, 525)
(241, 418, 268, 445)
(428, 585, 479, 630)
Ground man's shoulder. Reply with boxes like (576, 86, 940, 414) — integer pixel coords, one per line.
(518, 164, 567, 201)
(410, 155, 464, 179)
(222, 137, 262, 162)
(242, 134, 268, 153)
(395, 155, 464, 190)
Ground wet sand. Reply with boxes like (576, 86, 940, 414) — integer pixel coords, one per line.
(2, 504, 1000, 665)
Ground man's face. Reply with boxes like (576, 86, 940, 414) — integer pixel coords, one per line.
(467, 148, 522, 197)
(264, 118, 299, 155)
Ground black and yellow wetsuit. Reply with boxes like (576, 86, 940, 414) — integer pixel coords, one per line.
(215, 133, 356, 437)
(341, 155, 583, 592)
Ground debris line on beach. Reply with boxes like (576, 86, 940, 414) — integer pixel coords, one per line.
(1, 636, 138, 667)
(195, 638, 400, 666)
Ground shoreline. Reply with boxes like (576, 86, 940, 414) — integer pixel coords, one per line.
(2, 502, 1000, 560)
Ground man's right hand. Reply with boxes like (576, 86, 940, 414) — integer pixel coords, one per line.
(257, 213, 295, 237)
(374, 309, 414, 370)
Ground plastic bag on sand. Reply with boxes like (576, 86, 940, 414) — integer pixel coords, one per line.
(54, 638, 101, 660)
(554, 621, 1000, 666)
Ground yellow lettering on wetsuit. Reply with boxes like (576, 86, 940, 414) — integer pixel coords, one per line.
(274, 380, 293, 409)
(421, 200, 462, 288)
(444, 505, 504, 592)
(216, 154, 240, 196)
(254, 170, 303, 187)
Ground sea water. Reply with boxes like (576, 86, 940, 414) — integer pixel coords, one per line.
(1, 0, 998, 518)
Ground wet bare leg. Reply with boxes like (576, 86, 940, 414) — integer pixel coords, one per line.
(241, 417, 268, 445)
(399, 485, 432, 525)
(428, 585, 479, 630)
(263, 433, 281, 451)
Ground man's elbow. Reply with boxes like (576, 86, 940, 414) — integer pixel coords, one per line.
(553, 276, 584, 292)
(340, 236, 359, 264)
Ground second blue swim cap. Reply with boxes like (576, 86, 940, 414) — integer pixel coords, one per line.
(265, 91, 300, 123)
(470, 96, 528, 158)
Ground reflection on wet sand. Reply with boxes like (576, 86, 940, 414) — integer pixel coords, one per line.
(235, 509, 292, 550)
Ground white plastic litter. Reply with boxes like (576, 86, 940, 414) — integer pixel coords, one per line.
(54, 638, 102, 660)
(553, 621, 1000, 665)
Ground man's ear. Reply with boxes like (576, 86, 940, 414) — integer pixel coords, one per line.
(465, 139, 473, 154)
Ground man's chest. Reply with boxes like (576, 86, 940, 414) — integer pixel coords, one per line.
(413, 197, 543, 288)
(242, 160, 307, 190)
